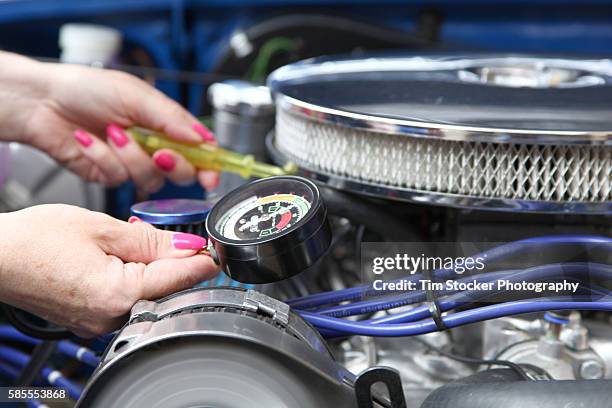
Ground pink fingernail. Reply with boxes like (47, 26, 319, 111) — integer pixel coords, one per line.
(209, 174, 221, 190)
(192, 123, 216, 143)
(74, 129, 93, 147)
(107, 124, 129, 148)
(128, 216, 142, 224)
(154, 152, 175, 172)
(172, 233, 207, 250)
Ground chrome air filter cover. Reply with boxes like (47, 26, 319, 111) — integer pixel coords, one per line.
(267, 54, 612, 213)
(77, 287, 357, 408)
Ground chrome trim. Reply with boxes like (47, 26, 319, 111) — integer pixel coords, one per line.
(130, 288, 290, 325)
(266, 132, 612, 214)
(269, 55, 612, 84)
(78, 312, 354, 406)
(208, 80, 274, 116)
(268, 55, 612, 145)
(275, 94, 612, 146)
(78, 288, 352, 406)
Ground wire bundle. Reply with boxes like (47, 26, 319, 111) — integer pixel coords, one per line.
(0, 325, 101, 405)
(288, 235, 612, 338)
(0, 235, 607, 404)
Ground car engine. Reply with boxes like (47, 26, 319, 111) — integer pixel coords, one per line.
(0, 7, 610, 404)
(75, 54, 611, 407)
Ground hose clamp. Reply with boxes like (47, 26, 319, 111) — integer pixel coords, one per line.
(130, 288, 290, 326)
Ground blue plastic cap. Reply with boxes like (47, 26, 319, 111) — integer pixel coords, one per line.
(130, 199, 212, 225)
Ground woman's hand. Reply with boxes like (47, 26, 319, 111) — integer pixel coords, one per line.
(0, 51, 219, 191)
(0, 204, 219, 337)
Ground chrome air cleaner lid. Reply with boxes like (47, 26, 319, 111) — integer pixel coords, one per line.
(268, 54, 612, 213)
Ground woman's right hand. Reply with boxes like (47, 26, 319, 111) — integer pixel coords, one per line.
(0, 51, 219, 192)
(0, 204, 219, 337)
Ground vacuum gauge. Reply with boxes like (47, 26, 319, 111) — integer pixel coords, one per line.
(206, 176, 330, 283)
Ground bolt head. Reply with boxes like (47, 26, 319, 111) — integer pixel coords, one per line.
(579, 360, 604, 379)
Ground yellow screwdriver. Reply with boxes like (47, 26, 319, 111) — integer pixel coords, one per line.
(127, 127, 297, 179)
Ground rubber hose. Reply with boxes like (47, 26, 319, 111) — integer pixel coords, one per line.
(318, 185, 417, 241)
(421, 369, 612, 408)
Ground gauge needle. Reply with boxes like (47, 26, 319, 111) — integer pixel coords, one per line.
(238, 204, 298, 232)
(267, 204, 298, 225)
(239, 214, 267, 232)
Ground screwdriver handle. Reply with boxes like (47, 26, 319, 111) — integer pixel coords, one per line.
(127, 127, 296, 179)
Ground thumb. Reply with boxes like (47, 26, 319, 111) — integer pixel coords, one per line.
(132, 255, 220, 300)
(100, 218, 208, 264)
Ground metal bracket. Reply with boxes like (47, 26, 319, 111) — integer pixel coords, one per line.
(355, 367, 407, 408)
(129, 288, 290, 326)
(244, 290, 290, 325)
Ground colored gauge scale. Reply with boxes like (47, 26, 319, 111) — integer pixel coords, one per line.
(206, 176, 331, 283)
(216, 193, 311, 241)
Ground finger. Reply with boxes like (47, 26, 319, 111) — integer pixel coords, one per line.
(73, 129, 129, 186)
(192, 122, 216, 143)
(193, 129, 219, 191)
(197, 170, 221, 191)
(70, 315, 126, 338)
(106, 124, 165, 193)
(128, 255, 220, 300)
(131, 84, 215, 144)
(152, 149, 196, 186)
(99, 218, 208, 263)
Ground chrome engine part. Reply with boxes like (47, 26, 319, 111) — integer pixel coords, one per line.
(0, 142, 104, 212)
(334, 333, 473, 407)
(208, 80, 275, 196)
(332, 312, 612, 407)
(78, 288, 361, 408)
(483, 313, 612, 380)
(75, 54, 611, 408)
(268, 55, 612, 213)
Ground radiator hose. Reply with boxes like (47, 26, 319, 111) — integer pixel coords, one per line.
(421, 369, 612, 408)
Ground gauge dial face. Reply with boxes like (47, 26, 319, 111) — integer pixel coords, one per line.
(215, 193, 312, 241)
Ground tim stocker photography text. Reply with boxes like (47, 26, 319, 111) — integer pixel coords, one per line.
(371, 278, 580, 294)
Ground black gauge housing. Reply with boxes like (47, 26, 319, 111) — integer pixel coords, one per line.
(206, 176, 331, 283)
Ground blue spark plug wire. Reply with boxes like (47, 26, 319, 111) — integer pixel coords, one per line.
(288, 235, 612, 309)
